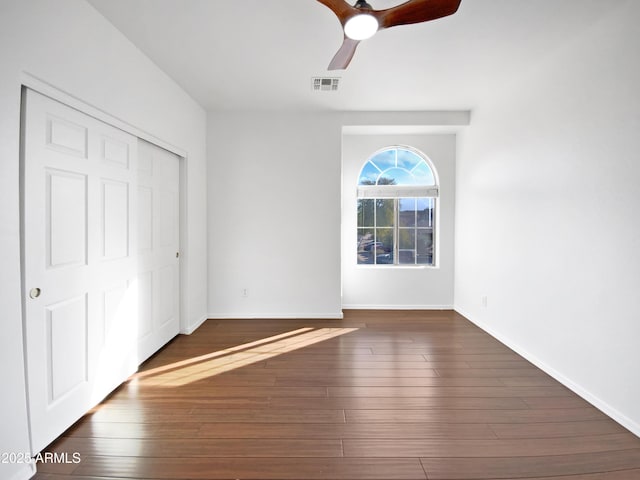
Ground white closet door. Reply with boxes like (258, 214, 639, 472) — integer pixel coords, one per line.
(136, 139, 180, 363)
(22, 90, 138, 453)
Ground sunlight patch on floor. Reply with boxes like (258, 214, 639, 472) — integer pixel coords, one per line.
(130, 327, 359, 387)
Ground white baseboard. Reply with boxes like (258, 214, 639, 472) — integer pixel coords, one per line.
(207, 312, 344, 320)
(455, 307, 640, 439)
(181, 314, 208, 335)
(342, 304, 454, 310)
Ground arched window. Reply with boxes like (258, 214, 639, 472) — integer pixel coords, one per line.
(357, 146, 438, 265)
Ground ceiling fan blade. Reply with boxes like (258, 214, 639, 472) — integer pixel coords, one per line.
(328, 36, 360, 70)
(374, 0, 461, 30)
(316, 0, 358, 25)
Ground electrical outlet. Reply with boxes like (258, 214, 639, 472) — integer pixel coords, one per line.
(481, 295, 488, 308)
(241, 288, 249, 298)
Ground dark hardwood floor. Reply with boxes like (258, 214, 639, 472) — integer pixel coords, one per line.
(33, 310, 640, 479)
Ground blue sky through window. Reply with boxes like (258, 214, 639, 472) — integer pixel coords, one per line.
(358, 147, 435, 186)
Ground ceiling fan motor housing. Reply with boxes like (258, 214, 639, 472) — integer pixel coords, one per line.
(354, 0, 374, 10)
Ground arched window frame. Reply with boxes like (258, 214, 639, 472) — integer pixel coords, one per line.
(356, 145, 439, 266)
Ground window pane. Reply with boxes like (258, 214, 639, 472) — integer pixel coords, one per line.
(398, 228, 415, 250)
(398, 250, 415, 264)
(411, 162, 435, 185)
(417, 198, 434, 227)
(357, 228, 375, 264)
(370, 149, 396, 171)
(358, 161, 381, 185)
(375, 199, 394, 227)
(379, 167, 408, 185)
(399, 224, 416, 265)
(376, 175, 397, 186)
(357, 199, 375, 227)
(399, 198, 416, 227)
(374, 228, 393, 264)
(417, 229, 433, 265)
(416, 197, 431, 210)
(396, 149, 421, 170)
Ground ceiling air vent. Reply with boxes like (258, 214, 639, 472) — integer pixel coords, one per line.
(312, 77, 340, 92)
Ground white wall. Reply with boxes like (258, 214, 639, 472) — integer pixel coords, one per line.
(454, 0, 640, 435)
(206, 113, 466, 319)
(207, 112, 343, 318)
(0, 1, 207, 478)
(342, 133, 456, 309)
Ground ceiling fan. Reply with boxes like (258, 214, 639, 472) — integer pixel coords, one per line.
(317, 0, 462, 70)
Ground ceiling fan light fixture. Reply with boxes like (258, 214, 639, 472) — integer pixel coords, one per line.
(344, 13, 378, 40)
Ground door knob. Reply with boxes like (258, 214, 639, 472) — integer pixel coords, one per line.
(29, 287, 41, 299)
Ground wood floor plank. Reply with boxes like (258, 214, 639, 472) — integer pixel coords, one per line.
(275, 376, 506, 387)
(134, 385, 328, 397)
(464, 360, 536, 369)
(264, 360, 468, 369)
(278, 346, 375, 355)
(62, 421, 203, 439)
(524, 471, 640, 480)
(424, 353, 526, 362)
(490, 420, 628, 439)
(345, 407, 608, 424)
(93, 395, 272, 409)
(372, 345, 517, 354)
(499, 376, 563, 386)
(270, 353, 429, 362)
(49, 436, 344, 458)
(196, 422, 498, 440)
(522, 395, 593, 409)
(91, 408, 345, 424)
(342, 433, 640, 457)
(206, 373, 278, 386)
(420, 449, 640, 479)
(328, 385, 573, 397)
(271, 397, 528, 410)
(189, 408, 346, 423)
(269, 396, 531, 410)
(71, 456, 428, 479)
(435, 368, 549, 377)
(265, 367, 441, 378)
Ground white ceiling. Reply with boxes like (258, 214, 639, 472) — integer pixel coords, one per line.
(87, 0, 617, 111)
